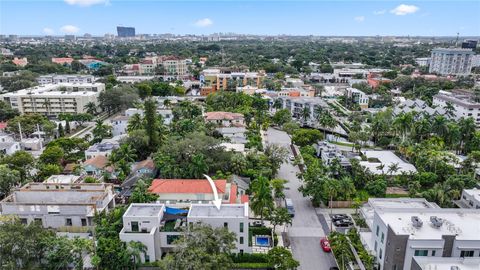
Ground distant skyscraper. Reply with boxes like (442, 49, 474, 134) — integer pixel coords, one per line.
(116, 26, 135, 37)
(462, 40, 478, 49)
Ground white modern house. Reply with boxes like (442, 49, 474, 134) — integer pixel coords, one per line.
(346, 87, 369, 109)
(359, 150, 417, 175)
(0, 182, 115, 231)
(360, 199, 480, 270)
(0, 83, 105, 116)
(119, 203, 251, 263)
(0, 133, 20, 155)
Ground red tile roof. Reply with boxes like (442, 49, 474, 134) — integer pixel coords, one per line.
(51, 57, 74, 64)
(229, 183, 238, 204)
(134, 159, 155, 171)
(0, 122, 7, 129)
(204, 111, 244, 121)
(149, 179, 226, 194)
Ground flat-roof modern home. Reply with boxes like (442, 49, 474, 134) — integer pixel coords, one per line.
(0, 183, 115, 232)
(0, 83, 105, 116)
(412, 257, 480, 270)
(358, 150, 417, 175)
(360, 201, 480, 270)
(119, 203, 251, 263)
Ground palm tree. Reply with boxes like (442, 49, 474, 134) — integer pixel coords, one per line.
(337, 176, 356, 200)
(270, 178, 287, 201)
(387, 162, 400, 176)
(127, 113, 143, 132)
(84, 102, 97, 115)
(376, 164, 386, 175)
(92, 119, 111, 143)
(301, 107, 310, 124)
(189, 153, 209, 179)
(127, 241, 147, 270)
(273, 99, 283, 110)
(444, 102, 456, 118)
(163, 99, 171, 108)
(393, 112, 413, 143)
(431, 115, 449, 138)
(329, 232, 352, 270)
(323, 178, 340, 230)
(250, 176, 274, 225)
(41, 99, 51, 115)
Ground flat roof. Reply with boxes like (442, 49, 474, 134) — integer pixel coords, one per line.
(44, 174, 80, 184)
(188, 203, 248, 218)
(359, 150, 417, 175)
(376, 208, 480, 240)
(413, 257, 480, 270)
(125, 203, 164, 217)
(464, 188, 480, 201)
(1, 83, 103, 97)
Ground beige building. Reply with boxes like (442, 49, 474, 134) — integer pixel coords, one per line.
(0, 82, 105, 116)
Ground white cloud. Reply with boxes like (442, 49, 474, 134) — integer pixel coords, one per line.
(390, 4, 419, 16)
(373, 10, 386, 15)
(43, 28, 55, 35)
(60, 25, 80, 34)
(64, 0, 109, 7)
(354, 16, 365, 22)
(194, 18, 213, 28)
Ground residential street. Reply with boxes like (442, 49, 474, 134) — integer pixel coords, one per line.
(265, 128, 337, 270)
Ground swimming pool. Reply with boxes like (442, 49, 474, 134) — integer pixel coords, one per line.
(255, 235, 271, 247)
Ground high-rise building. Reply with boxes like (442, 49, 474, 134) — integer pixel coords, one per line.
(461, 40, 478, 49)
(429, 48, 474, 75)
(116, 26, 135, 37)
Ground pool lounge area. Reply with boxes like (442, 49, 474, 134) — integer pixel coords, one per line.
(254, 235, 271, 247)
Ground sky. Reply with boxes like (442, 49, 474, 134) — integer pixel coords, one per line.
(0, 0, 479, 36)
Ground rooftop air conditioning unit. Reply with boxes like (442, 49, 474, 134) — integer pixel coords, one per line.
(430, 216, 444, 228)
(411, 216, 423, 228)
(451, 266, 460, 270)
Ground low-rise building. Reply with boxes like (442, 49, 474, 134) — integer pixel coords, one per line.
(12, 57, 28, 67)
(204, 111, 245, 127)
(110, 115, 130, 137)
(415, 57, 430, 67)
(315, 141, 351, 169)
(0, 182, 115, 230)
(346, 87, 369, 109)
(359, 150, 417, 175)
(82, 155, 113, 177)
(44, 174, 81, 184)
(0, 133, 20, 155)
(0, 83, 105, 116)
(37, 74, 95, 85)
(85, 142, 119, 159)
(458, 188, 480, 209)
(132, 159, 156, 177)
(148, 179, 239, 204)
(412, 257, 480, 270)
(433, 90, 480, 125)
(119, 202, 250, 263)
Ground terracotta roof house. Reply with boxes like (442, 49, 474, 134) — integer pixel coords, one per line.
(204, 112, 245, 127)
(51, 57, 74, 65)
(148, 179, 238, 204)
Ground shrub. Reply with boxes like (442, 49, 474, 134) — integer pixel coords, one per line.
(231, 253, 270, 263)
(249, 226, 272, 236)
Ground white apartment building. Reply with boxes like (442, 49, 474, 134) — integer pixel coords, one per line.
(367, 207, 480, 270)
(0, 83, 105, 116)
(109, 108, 173, 136)
(459, 188, 480, 209)
(346, 87, 369, 109)
(415, 57, 431, 67)
(429, 48, 475, 75)
(119, 203, 251, 263)
(275, 97, 328, 124)
(0, 182, 115, 231)
(433, 90, 480, 125)
(37, 74, 95, 85)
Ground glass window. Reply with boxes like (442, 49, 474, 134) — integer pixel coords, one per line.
(240, 237, 244, 244)
(81, 218, 87, 226)
(431, 250, 436, 256)
(379, 249, 383, 259)
(376, 226, 379, 236)
(460, 250, 474, 257)
(381, 232, 385, 243)
(224, 222, 228, 228)
(414, 250, 428, 256)
(131, 221, 139, 232)
(240, 222, 244, 233)
(65, 218, 72, 226)
(374, 241, 377, 251)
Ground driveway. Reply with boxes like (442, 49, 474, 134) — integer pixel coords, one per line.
(265, 128, 337, 270)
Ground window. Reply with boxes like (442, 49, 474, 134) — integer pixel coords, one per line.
(431, 250, 436, 256)
(167, 235, 181, 245)
(145, 254, 150, 263)
(381, 232, 384, 243)
(414, 250, 428, 256)
(65, 218, 72, 226)
(240, 237, 244, 244)
(376, 226, 379, 236)
(81, 219, 87, 226)
(240, 222, 244, 233)
(240, 249, 244, 255)
(34, 218, 42, 224)
(224, 222, 228, 228)
(460, 250, 474, 257)
(374, 241, 378, 252)
(379, 249, 383, 259)
(131, 221, 139, 232)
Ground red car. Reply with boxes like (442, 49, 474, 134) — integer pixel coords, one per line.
(320, 237, 331, 252)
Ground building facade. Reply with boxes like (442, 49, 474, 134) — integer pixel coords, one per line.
(0, 83, 105, 116)
(433, 90, 480, 125)
(0, 183, 115, 231)
(117, 26, 135, 37)
(37, 74, 95, 85)
(429, 48, 474, 75)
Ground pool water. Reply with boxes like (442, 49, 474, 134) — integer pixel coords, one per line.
(255, 235, 271, 247)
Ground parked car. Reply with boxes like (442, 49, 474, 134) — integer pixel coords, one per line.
(285, 198, 295, 217)
(331, 214, 349, 222)
(289, 155, 295, 161)
(320, 237, 331, 252)
(251, 221, 262, 227)
(334, 219, 354, 227)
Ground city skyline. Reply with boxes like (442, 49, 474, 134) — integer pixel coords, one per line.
(0, 0, 479, 36)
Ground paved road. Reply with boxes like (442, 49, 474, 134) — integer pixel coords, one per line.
(265, 128, 337, 270)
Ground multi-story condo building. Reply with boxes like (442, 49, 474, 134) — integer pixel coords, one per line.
(415, 57, 431, 67)
(361, 199, 480, 270)
(433, 90, 480, 125)
(37, 74, 95, 85)
(117, 26, 135, 38)
(0, 182, 115, 231)
(119, 203, 251, 263)
(345, 87, 369, 109)
(160, 56, 188, 76)
(0, 83, 105, 116)
(429, 48, 474, 75)
(458, 188, 480, 209)
(200, 69, 266, 96)
(274, 97, 328, 124)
